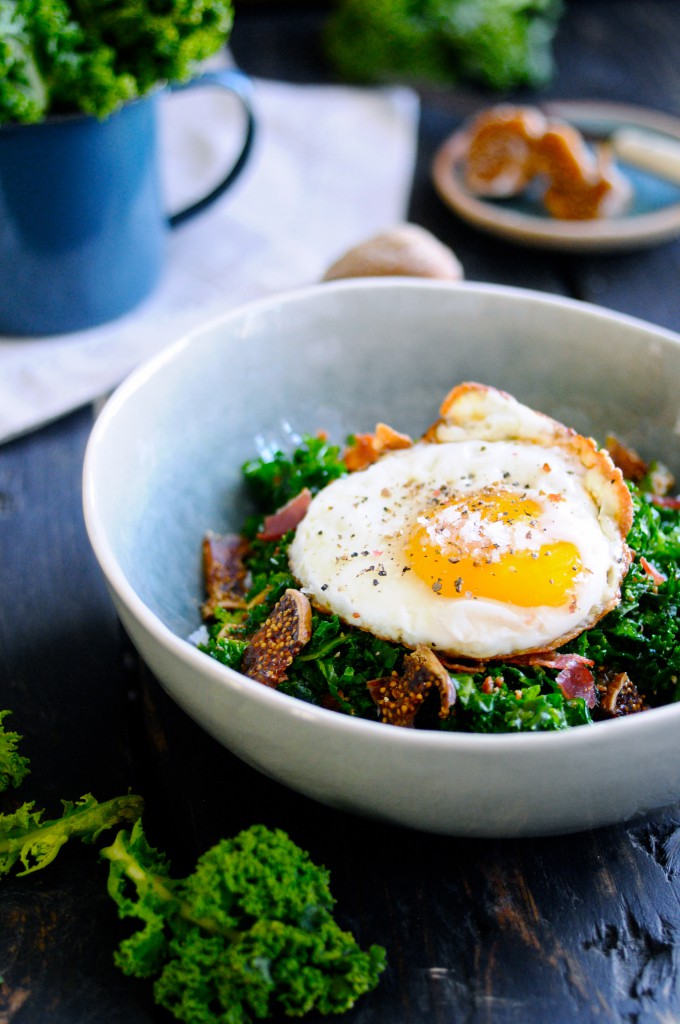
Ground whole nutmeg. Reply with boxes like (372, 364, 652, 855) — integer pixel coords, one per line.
(322, 224, 464, 282)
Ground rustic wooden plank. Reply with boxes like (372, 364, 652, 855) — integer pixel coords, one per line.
(2, 3, 680, 1023)
(135, 659, 680, 1024)
(0, 409, 154, 1023)
(543, 0, 680, 331)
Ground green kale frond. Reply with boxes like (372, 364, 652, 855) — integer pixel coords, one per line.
(565, 490, 680, 702)
(71, 0, 233, 93)
(104, 819, 176, 978)
(282, 613, 402, 718)
(0, 0, 234, 123)
(451, 671, 591, 733)
(0, 792, 145, 877)
(0, 709, 30, 792)
(102, 822, 386, 1024)
(242, 434, 347, 515)
(0, 0, 47, 122)
(0, 0, 136, 123)
(325, 0, 564, 90)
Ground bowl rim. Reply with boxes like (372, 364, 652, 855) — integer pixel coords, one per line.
(83, 277, 680, 753)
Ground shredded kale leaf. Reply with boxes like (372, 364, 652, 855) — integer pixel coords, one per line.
(202, 439, 680, 733)
(281, 613, 403, 718)
(448, 670, 592, 733)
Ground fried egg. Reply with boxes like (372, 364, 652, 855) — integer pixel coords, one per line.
(288, 383, 633, 660)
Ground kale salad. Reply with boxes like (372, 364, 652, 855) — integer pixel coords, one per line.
(198, 400, 680, 735)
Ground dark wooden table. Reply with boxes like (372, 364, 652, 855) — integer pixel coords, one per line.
(2, 2, 680, 1021)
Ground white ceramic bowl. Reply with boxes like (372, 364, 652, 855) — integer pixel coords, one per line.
(83, 279, 680, 837)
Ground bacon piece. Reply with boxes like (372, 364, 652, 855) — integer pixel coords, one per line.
(201, 532, 250, 619)
(257, 488, 312, 541)
(605, 435, 648, 483)
(436, 654, 486, 674)
(555, 659, 596, 709)
(241, 589, 312, 688)
(507, 652, 594, 670)
(368, 645, 456, 727)
(343, 422, 412, 472)
(640, 556, 667, 587)
(507, 651, 596, 708)
(596, 670, 647, 717)
(651, 494, 680, 509)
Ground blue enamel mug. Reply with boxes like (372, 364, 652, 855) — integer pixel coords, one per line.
(0, 69, 255, 336)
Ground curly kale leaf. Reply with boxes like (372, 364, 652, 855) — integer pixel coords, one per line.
(199, 628, 249, 672)
(0, 710, 30, 792)
(628, 490, 680, 561)
(242, 434, 347, 516)
(0, 0, 136, 123)
(0, 0, 233, 124)
(71, 0, 234, 94)
(0, 792, 145, 877)
(102, 822, 386, 1024)
(325, 0, 564, 90)
(564, 491, 680, 703)
(104, 819, 176, 978)
(0, 0, 48, 123)
(440, 0, 564, 89)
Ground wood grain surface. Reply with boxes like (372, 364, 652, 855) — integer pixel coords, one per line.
(2, 1, 680, 1021)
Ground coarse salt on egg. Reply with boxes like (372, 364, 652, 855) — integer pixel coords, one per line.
(288, 383, 633, 661)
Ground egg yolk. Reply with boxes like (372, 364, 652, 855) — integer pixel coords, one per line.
(404, 489, 582, 608)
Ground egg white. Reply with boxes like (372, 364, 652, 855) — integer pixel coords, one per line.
(288, 436, 629, 660)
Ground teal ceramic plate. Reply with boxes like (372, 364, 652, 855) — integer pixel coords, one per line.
(432, 100, 680, 253)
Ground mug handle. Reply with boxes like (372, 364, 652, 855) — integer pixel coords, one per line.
(167, 68, 256, 229)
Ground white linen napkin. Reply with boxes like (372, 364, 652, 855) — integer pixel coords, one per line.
(0, 77, 419, 444)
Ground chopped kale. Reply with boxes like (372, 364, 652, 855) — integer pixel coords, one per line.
(281, 614, 403, 718)
(202, 440, 680, 734)
(242, 433, 347, 514)
(449, 671, 591, 732)
(563, 491, 680, 705)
